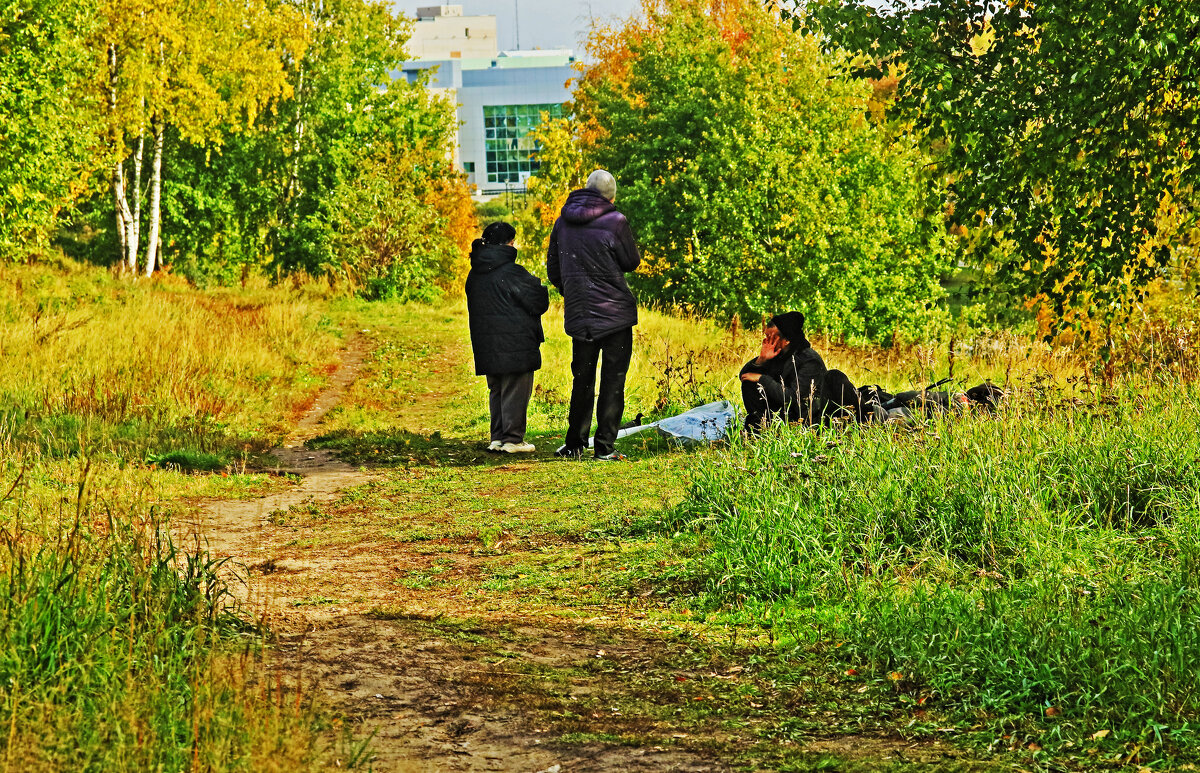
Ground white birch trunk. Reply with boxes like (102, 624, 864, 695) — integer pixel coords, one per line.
(112, 160, 130, 269)
(127, 130, 144, 269)
(286, 66, 305, 204)
(143, 120, 164, 277)
(107, 43, 134, 271)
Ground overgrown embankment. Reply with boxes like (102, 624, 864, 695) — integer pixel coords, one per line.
(670, 392, 1200, 764)
(0, 262, 354, 769)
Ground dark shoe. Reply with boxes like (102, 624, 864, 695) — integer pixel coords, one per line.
(594, 451, 627, 461)
(554, 444, 585, 459)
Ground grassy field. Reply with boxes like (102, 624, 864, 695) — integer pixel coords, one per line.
(3, 259, 1197, 770)
(0, 261, 356, 770)
(673, 401, 1200, 763)
(302, 296, 1199, 769)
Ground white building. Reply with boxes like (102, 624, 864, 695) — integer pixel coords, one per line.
(399, 6, 575, 195)
(407, 5, 498, 60)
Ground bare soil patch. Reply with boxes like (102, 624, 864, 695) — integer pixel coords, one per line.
(182, 336, 750, 771)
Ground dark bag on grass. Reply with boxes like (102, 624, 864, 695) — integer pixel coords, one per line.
(965, 382, 1005, 409)
(817, 371, 890, 423)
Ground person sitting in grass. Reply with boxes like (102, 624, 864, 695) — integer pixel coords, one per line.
(740, 311, 827, 432)
(466, 222, 550, 454)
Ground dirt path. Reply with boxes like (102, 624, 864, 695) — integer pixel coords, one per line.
(183, 325, 965, 773)
(179, 339, 371, 605)
(178, 335, 750, 772)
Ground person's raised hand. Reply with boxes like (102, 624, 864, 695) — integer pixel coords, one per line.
(758, 334, 783, 363)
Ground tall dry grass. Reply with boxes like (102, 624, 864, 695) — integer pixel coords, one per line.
(0, 259, 353, 769)
(0, 261, 342, 460)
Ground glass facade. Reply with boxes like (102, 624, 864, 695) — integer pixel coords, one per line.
(483, 103, 562, 184)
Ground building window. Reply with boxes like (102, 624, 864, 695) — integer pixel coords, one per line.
(463, 161, 475, 173)
(482, 103, 563, 184)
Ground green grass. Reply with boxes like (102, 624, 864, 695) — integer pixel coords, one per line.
(7, 259, 1198, 770)
(145, 448, 230, 471)
(0, 261, 357, 769)
(669, 394, 1200, 765)
(0, 486, 321, 770)
(284, 294, 1200, 769)
(0, 260, 344, 461)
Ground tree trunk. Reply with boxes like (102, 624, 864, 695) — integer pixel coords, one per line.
(285, 65, 305, 205)
(112, 159, 130, 270)
(127, 130, 144, 271)
(107, 43, 134, 271)
(143, 120, 164, 277)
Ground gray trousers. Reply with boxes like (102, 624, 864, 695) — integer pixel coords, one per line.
(486, 371, 535, 444)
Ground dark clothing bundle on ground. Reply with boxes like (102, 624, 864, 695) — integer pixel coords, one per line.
(740, 345, 827, 430)
(465, 240, 550, 376)
(817, 373, 1004, 424)
(564, 327, 633, 457)
(547, 188, 641, 342)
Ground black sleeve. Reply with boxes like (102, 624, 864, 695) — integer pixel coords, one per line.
(546, 221, 563, 291)
(613, 215, 641, 273)
(512, 268, 549, 317)
(740, 358, 765, 377)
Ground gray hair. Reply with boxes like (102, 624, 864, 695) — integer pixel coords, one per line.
(585, 169, 617, 201)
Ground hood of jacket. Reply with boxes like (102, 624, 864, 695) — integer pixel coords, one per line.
(470, 240, 517, 273)
(560, 188, 616, 225)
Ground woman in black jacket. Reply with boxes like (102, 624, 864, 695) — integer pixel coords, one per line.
(465, 222, 550, 453)
(740, 311, 827, 432)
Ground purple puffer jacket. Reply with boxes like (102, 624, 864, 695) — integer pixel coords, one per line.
(546, 188, 641, 341)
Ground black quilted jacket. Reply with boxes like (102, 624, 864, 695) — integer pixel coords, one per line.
(465, 241, 549, 375)
(546, 188, 641, 341)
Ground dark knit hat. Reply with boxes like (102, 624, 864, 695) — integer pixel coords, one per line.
(482, 221, 516, 245)
(769, 311, 809, 349)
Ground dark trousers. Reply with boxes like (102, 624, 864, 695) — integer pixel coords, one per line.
(741, 376, 799, 433)
(565, 327, 633, 456)
(486, 371, 535, 444)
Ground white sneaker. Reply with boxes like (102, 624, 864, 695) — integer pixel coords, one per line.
(500, 441, 536, 453)
(486, 440, 502, 452)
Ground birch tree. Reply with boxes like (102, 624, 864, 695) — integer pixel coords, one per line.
(100, 0, 306, 275)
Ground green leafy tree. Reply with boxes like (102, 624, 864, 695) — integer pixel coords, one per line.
(797, 0, 1200, 332)
(0, 0, 104, 259)
(108, 0, 472, 297)
(98, 0, 306, 275)
(267, 0, 472, 291)
(514, 115, 584, 277)
(574, 0, 952, 341)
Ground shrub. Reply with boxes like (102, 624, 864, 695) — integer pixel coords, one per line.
(573, 0, 954, 342)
